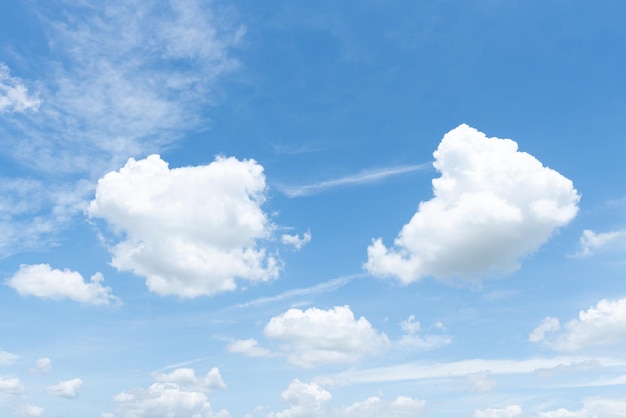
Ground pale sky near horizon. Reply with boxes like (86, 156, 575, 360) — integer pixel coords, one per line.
(1, 1, 626, 417)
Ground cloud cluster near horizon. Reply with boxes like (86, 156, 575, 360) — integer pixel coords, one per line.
(366, 124, 580, 283)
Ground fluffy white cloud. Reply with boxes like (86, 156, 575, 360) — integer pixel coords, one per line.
(151, 367, 226, 392)
(365, 124, 579, 283)
(88, 155, 279, 298)
(530, 298, 626, 351)
(281, 230, 312, 251)
(576, 229, 626, 257)
(227, 339, 274, 358)
(113, 367, 229, 418)
(0, 350, 18, 366)
(264, 306, 389, 367)
(539, 399, 626, 417)
(6, 264, 118, 305)
(0, 376, 24, 395)
(268, 380, 332, 418)
(46, 378, 82, 399)
(267, 380, 425, 418)
(0, 63, 41, 113)
(474, 405, 523, 418)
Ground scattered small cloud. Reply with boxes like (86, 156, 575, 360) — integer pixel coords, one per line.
(0, 63, 41, 113)
(474, 405, 522, 418)
(88, 155, 279, 298)
(33, 358, 52, 374)
(277, 164, 428, 197)
(396, 315, 452, 350)
(46, 378, 82, 399)
(0, 376, 25, 395)
(575, 229, 626, 257)
(266, 379, 426, 418)
(227, 339, 274, 358)
(112, 367, 229, 418)
(151, 367, 225, 393)
(6, 264, 118, 305)
(365, 124, 580, 284)
(530, 298, 626, 351)
(0, 350, 18, 366)
(281, 229, 312, 251)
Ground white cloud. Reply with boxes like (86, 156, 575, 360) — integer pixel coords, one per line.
(0, 350, 18, 366)
(267, 380, 425, 418)
(34, 358, 52, 374)
(539, 399, 626, 417)
(264, 306, 389, 367)
(113, 367, 229, 418)
(365, 124, 580, 283)
(268, 380, 332, 418)
(474, 405, 523, 418)
(6, 264, 118, 305)
(281, 230, 312, 251)
(227, 339, 274, 358)
(529, 317, 561, 343)
(14, 405, 45, 417)
(396, 316, 452, 350)
(46, 378, 82, 399)
(0, 376, 24, 395)
(0, 63, 41, 113)
(278, 164, 428, 197)
(530, 298, 626, 351)
(88, 155, 279, 298)
(576, 229, 626, 257)
(332, 356, 623, 385)
(151, 367, 226, 392)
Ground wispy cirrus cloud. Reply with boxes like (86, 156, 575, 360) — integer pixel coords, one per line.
(276, 163, 429, 197)
(0, 1, 243, 255)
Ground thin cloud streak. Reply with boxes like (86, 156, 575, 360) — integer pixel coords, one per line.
(225, 273, 363, 311)
(277, 163, 431, 197)
(331, 356, 626, 385)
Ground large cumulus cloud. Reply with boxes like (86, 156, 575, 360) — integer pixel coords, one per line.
(365, 124, 579, 283)
(88, 154, 279, 297)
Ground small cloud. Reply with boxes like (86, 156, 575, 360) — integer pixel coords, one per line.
(0, 349, 18, 366)
(0, 376, 25, 395)
(6, 264, 118, 305)
(0, 63, 41, 113)
(281, 229, 312, 251)
(530, 298, 626, 351)
(575, 229, 626, 257)
(396, 316, 452, 350)
(227, 339, 274, 358)
(113, 367, 229, 417)
(529, 317, 561, 343)
(46, 378, 82, 399)
(474, 405, 522, 418)
(151, 367, 225, 392)
(33, 358, 52, 374)
(13, 404, 45, 417)
(264, 305, 389, 367)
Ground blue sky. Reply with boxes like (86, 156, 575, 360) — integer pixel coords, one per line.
(1, 1, 626, 417)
